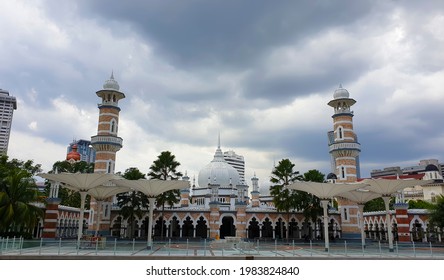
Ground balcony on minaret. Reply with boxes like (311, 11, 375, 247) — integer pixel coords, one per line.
(98, 100, 119, 108)
(91, 135, 123, 149)
(329, 142, 361, 153)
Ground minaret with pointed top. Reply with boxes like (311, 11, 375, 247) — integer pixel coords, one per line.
(91, 72, 125, 174)
(327, 84, 361, 182)
(327, 84, 361, 238)
(89, 73, 125, 234)
(251, 172, 260, 207)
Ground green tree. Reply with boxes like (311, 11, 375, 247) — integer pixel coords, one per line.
(269, 159, 303, 239)
(0, 163, 43, 238)
(429, 195, 444, 229)
(116, 167, 148, 239)
(0, 155, 41, 191)
(148, 151, 183, 239)
(408, 199, 434, 209)
(45, 160, 95, 208)
(301, 170, 324, 228)
(364, 197, 395, 212)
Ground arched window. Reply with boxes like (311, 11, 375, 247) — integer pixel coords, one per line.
(107, 161, 113, 174)
(341, 166, 346, 179)
(110, 119, 118, 133)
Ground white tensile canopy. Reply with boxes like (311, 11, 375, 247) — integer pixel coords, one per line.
(111, 179, 190, 248)
(337, 189, 381, 247)
(287, 181, 366, 251)
(360, 178, 433, 251)
(37, 173, 122, 246)
(87, 184, 131, 236)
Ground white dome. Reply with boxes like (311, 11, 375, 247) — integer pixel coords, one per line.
(103, 72, 120, 91)
(333, 84, 349, 99)
(197, 145, 240, 188)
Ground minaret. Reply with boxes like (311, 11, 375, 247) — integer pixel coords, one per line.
(327, 85, 361, 238)
(251, 172, 260, 207)
(91, 72, 125, 174)
(89, 73, 125, 234)
(327, 85, 360, 182)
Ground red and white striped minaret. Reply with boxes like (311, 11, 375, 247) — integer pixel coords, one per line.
(88, 73, 125, 234)
(91, 72, 125, 174)
(327, 85, 361, 238)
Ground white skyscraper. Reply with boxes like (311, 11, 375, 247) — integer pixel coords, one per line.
(0, 89, 17, 155)
(223, 150, 245, 183)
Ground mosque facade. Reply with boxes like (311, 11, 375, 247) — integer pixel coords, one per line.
(39, 75, 443, 243)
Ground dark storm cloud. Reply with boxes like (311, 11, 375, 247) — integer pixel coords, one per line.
(75, 0, 373, 70)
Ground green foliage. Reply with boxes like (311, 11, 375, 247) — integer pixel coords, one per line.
(148, 151, 183, 239)
(43, 160, 95, 208)
(269, 159, 303, 213)
(408, 199, 434, 210)
(148, 151, 183, 208)
(300, 170, 325, 223)
(269, 162, 326, 238)
(0, 156, 43, 237)
(364, 197, 395, 212)
(116, 167, 148, 238)
(52, 160, 94, 174)
(0, 155, 41, 192)
(429, 195, 444, 229)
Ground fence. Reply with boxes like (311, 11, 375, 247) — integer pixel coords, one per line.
(1, 237, 443, 258)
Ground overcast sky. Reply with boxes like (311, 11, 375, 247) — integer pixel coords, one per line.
(1, 0, 444, 190)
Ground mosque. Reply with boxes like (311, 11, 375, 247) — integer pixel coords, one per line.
(39, 74, 443, 244)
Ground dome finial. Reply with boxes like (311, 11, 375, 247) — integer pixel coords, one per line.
(103, 71, 120, 91)
(339, 83, 342, 88)
(218, 132, 221, 149)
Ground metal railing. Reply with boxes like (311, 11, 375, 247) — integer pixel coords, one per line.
(1, 237, 443, 258)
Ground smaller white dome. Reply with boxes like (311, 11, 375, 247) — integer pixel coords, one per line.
(333, 84, 349, 99)
(103, 72, 120, 91)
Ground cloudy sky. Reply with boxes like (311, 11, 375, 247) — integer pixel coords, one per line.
(1, 0, 444, 190)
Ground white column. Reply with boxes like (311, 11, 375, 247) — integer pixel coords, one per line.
(95, 200, 103, 236)
(382, 196, 394, 252)
(77, 191, 87, 248)
(358, 204, 366, 247)
(321, 200, 330, 252)
(147, 197, 156, 248)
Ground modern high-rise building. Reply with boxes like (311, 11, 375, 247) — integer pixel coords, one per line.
(0, 89, 17, 155)
(67, 139, 96, 163)
(223, 150, 245, 183)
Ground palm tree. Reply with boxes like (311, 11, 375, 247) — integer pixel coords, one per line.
(0, 169, 43, 238)
(301, 170, 325, 237)
(148, 151, 183, 239)
(116, 167, 148, 239)
(270, 159, 303, 239)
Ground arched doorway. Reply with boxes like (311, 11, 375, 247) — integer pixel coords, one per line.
(248, 217, 260, 239)
(261, 218, 273, 238)
(195, 217, 208, 238)
(141, 217, 149, 238)
(154, 218, 167, 240)
(275, 218, 286, 239)
(220, 216, 236, 239)
(168, 216, 180, 238)
(182, 217, 194, 238)
(289, 218, 299, 239)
